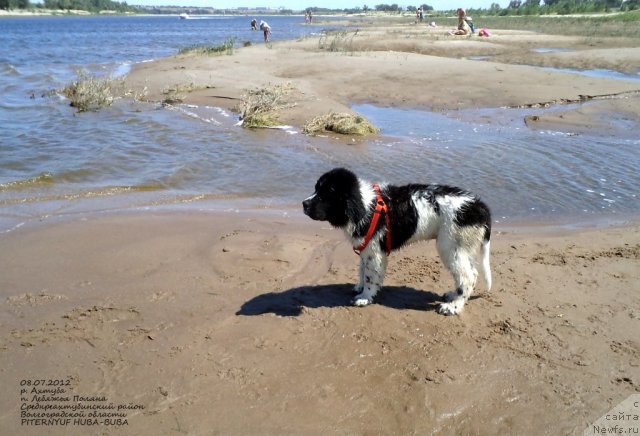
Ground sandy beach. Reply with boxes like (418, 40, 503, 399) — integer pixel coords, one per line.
(2, 18, 640, 435)
(1, 211, 639, 434)
(124, 21, 640, 135)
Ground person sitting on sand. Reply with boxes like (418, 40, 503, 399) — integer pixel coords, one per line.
(259, 20, 271, 43)
(449, 8, 472, 35)
(251, 19, 257, 30)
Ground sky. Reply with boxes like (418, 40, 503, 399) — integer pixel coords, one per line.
(129, 1, 510, 11)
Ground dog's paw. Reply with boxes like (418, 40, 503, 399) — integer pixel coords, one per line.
(438, 300, 464, 316)
(352, 293, 373, 307)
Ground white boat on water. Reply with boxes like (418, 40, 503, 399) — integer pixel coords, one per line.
(179, 13, 189, 19)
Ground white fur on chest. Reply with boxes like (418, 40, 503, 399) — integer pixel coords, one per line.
(344, 179, 377, 246)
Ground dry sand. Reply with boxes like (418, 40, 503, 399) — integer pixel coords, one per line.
(1, 19, 639, 435)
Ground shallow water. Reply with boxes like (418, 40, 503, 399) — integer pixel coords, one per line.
(353, 104, 639, 225)
(541, 67, 640, 81)
(530, 47, 574, 53)
(1, 16, 639, 232)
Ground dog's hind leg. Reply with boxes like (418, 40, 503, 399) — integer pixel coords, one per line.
(479, 239, 492, 290)
(352, 246, 387, 307)
(436, 232, 475, 315)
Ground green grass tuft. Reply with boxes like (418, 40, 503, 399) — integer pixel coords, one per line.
(179, 37, 236, 56)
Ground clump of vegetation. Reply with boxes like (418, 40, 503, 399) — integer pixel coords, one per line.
(303, 112, 379, 136)
(61, 70, 124, 112)
(160, 82, 207, 105)
(41, 0, 137, 13)
(235, 83, 294, 128)
(179, 37, 235, 56)
(318, 30, 360, 53)
(123, 85, 148, 103)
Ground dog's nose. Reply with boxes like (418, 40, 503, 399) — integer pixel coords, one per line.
(302, 199, 310, 212)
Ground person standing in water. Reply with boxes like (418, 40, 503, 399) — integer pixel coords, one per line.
(259, 20, 271, 43)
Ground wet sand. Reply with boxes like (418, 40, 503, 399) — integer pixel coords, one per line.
(1, 211, 639, 434)
(2, 18, 640, 435)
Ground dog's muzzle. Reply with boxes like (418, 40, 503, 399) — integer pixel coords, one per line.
(303, 195, 323, 220)
(302, 198, 313, 217)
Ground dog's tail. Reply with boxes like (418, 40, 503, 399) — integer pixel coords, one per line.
(479, 239, 492, 290)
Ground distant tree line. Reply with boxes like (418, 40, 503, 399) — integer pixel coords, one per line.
(0, 0, 137, 12)
(42, 0, 136, 12)
(310, 0, 636, 14)
(470, 0, 638, 15)
(363, 4, 432, 12)
(305, 4, 433, 13)
(138, 6, 296, 15)
(1, 0, 30, 8)
(402, 4, 435, 12)
(350, 1, 637, 14)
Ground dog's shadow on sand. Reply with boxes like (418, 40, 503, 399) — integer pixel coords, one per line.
(236, 284, 444, 316)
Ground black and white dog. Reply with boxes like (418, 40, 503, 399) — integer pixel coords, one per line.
(302, 168, 492, 315)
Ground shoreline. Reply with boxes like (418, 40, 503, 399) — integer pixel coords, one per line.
(3, 190, 640, 237)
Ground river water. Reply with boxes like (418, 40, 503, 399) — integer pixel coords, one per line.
(1, 15, 638, 232)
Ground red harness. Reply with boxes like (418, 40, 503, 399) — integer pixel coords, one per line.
(353, 183, 392, 256)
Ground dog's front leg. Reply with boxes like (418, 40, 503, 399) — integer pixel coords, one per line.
(352, 245, 387, 307)
(353, 256, 365, 295)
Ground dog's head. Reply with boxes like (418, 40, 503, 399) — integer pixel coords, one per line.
(302, 168, 361, 228)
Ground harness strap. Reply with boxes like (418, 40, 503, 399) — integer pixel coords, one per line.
(353, 183, 392, 256)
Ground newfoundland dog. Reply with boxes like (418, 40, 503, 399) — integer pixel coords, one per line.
(302, 168, 491, 315)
